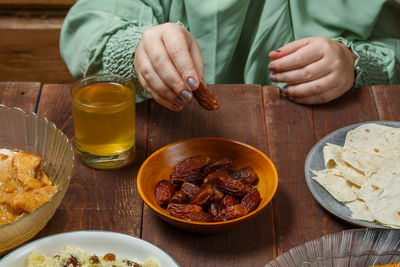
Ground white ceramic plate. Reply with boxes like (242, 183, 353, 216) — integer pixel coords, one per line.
(304, 121, 400, 228)
(0, 231, 180, 267)
(265, 228, 400, 267)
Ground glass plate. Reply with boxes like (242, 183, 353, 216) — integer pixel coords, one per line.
(304, 121, 400, 228)
(265, 228, 400, 267)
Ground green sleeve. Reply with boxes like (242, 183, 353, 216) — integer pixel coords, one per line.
(330, 1, 400, 88)
(60, 0, 171, 102)
(335, 37, 400, 88)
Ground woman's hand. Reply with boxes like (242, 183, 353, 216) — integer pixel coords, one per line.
(134, 23, 204, 111)
(268, 37, 356, 104)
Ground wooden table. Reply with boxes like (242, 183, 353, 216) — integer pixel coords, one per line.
(1, 83, 399, 266)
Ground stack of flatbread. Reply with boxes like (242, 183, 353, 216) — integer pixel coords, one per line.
(311, 123, 400, 228)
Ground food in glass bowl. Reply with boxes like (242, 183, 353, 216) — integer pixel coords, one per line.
(154, 155, 261, 222)
(0, 149, 56, 226)
(371, 263, 400, 267)
(26, 246, 159, 267)
(0, 104, 74, 255)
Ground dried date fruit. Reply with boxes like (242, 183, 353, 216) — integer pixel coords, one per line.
(182, 210, 214, 222)
(181, 182, 201, 199)
(208, 203, 221, 217)
(244, 184, 257, 193)
(203, 169, 231, 184)
(217, 175, 247, 197)
(241, 190, 261, 213)
(155, 155, 262, 223)
(170, 170, 203, 185)
(215, 204, 248, 221)
(209, 186, 225, 203)
(170, 190, 190, 204)
(193, 80, 219, 111)
(167, 203, 202, 218)
(230, 167, 259, 185)
(123, 260, 141, 267)
(190, 185, 213, 205)
(154, 180, 175, 207)
(220, 194, 238, 209)
(89, 256, 100, 264)
(175, 155, 210, 172)
(203, 158, 233, 175)
(103, 253, 116, 262)
(64, 256, 79, 267)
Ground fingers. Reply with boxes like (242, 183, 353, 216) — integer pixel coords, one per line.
(269, 38, 311, 60)
(143, 33, 193, 102)
(290, 89, 341, 105)
(270, 58, 330, 84)
(284, 74, 334, 99)
(134, 23, 205, 111)
(137, 74, 184, 111)
(135, 51, 184, 111)
(269, 42, 322, 72)
(283, 73, 350, 104)
(162, 27, 201, 90)
(269, 37, 355, 105)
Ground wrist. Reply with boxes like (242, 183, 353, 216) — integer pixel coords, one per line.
(337, 41, 357, 67)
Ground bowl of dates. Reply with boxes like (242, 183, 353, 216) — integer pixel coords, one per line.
(137, 137, 278, 233)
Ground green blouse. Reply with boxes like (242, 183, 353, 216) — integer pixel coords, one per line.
(60, 0, 400, 102)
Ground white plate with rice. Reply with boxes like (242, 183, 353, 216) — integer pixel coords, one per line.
(0, 230, 180, 267)
(304, 121, 400, 228)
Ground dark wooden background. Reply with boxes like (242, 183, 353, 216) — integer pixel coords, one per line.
(0, 0, 74, 83)
(1, 83, 399, 266)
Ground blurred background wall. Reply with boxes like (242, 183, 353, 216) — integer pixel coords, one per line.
(0, 0, 75, 83)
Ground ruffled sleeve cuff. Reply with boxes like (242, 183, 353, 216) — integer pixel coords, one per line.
(101, 24, 152, 103)
(333, 37, 397, 89)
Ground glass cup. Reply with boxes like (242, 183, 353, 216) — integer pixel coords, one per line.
(70, 74, 136, 169)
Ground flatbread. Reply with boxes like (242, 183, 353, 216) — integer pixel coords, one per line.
(345, 199, 374, 222)
(357, 158, 400, 227)
(342, 123, 400, 177)
(323, 143, 368, 186)
(312, 123, 400, 228)
(312, 169, 357, 203)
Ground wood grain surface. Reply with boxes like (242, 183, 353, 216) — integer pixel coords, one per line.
(0, 0, 74, 8)
(142, 85, 276, 267)
(372, 85, 400, 121)
(262, 87, 384, 254)
(34, 84, 149, 238)
(0, 16, 73, 83)
(0, 82, 40, 111)
(0, 83, 399, 266)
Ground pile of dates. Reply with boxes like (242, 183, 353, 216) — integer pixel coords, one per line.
(154, 155, 261, 222)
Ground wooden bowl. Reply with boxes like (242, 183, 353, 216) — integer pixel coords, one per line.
(137, 137, 278, 233)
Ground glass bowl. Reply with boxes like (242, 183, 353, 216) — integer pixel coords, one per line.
(0, 105, 74, 255)
(265, 228, 400, 267)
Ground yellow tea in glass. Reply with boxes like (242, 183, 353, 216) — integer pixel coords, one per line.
(71, 74, 135, 169)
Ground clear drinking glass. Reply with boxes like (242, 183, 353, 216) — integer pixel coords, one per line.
(70, 74, 136, 169)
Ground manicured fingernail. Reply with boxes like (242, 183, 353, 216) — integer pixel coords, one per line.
(181, 89, 192, 101)
(283, 86, 289, 94)
(175, 96, 185, 105)
(268, 65, 275, 71)
(270, 74, 277, 81)
(173, 104, 183, 110)
(187, 77, 197, 90)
